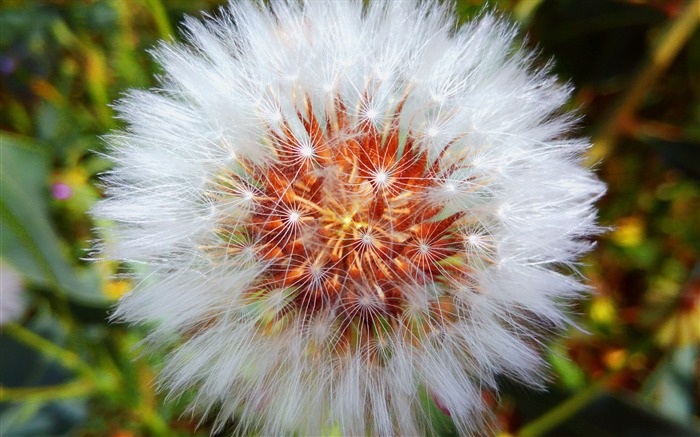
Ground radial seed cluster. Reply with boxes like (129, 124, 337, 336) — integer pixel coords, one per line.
(214, 94, 470, 357)
(93, 1, 605, 435)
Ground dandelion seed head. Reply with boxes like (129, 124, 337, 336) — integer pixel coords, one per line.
(299, 143, 315, 159)
(93, 1, 605, 435)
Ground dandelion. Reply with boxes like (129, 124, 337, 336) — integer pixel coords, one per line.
(92, 1, 605, 435)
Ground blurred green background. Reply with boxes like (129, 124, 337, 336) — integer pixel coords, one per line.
(0, 0, 698, 436)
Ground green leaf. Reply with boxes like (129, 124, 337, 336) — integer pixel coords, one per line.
(0, 132, 108, 308)
(419, 387, 459, 437)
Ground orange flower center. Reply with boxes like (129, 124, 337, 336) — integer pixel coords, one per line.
(213, 96, 470, 358)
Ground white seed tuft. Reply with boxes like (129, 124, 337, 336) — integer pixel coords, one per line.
(91, 1, 606, 436)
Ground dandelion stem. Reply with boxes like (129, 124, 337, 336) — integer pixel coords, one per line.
(590, 0, 700, 162)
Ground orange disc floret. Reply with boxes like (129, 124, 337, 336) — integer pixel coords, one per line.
(214, 96, 468, 359)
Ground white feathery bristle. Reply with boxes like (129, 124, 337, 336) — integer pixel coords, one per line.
(91, 1, 606, 435)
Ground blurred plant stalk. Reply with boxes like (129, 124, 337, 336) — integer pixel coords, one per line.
(590, 0, 700, 163)
(519, 1, 700, 435)
(0, 322, 167, 434)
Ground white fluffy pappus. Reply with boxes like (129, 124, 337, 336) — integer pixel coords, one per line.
(91, 1, 606, 435)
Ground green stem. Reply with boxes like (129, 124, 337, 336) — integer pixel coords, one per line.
(0, 380, 94, 403)
(3, 323, 93, 376)
(145, 0, 175, 40)
(513, 0, 545, 26)
(518, 337, 658, 436)
(518, 373, 613, 437)
(590, 0, 700, 162)
(51, 20, 112, 128)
